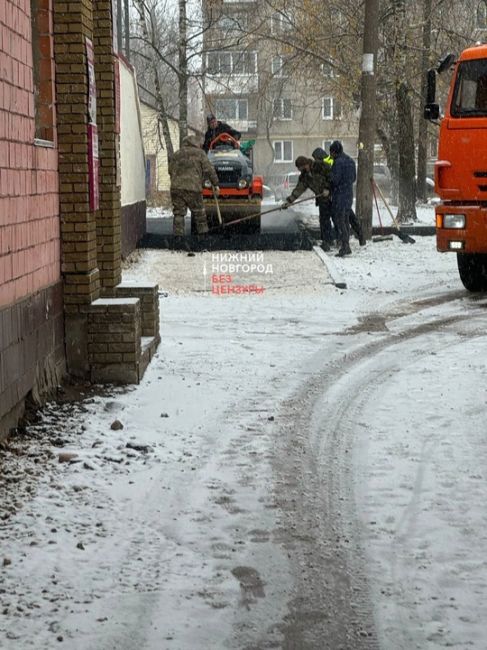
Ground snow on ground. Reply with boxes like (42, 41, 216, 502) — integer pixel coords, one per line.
(147, 194, 436, 235)
(147, 207, 172, 220)
(297, 198, 436, 231)
(2, 228, 487, 649)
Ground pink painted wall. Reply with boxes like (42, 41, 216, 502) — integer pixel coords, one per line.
(0, 0, 60, 310)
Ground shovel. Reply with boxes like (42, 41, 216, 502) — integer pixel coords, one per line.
(372, 180, 415, 244)
(214, 192, 329, 230)
(371, 179, 393, 243)
(212, 185, 223, 225)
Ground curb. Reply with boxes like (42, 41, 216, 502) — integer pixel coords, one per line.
(303, 225, 436, 238)
(312, 246, 347, 290)
(372, 225, 436, 236)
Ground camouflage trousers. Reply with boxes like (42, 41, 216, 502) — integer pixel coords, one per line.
(171, 189, 209, 236)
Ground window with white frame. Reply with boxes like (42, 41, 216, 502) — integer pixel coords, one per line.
(271, 11, 292, 34)
(206, 51, 257, 75)
(273, 140, 293, 162)
(322, 140, 333, 153)
(321, 62, 337, 78)
(218, 13, 248, 30)
(273, 98, 292, 120)
(271, 55, 287, 77)
(322, 96, 341, 120)
(215, 98, 248, 121)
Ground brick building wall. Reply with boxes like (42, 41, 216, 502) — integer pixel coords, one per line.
(0, 0, 61, 307)
(1, 0, 159, 439)
(0, 0, 65, 438)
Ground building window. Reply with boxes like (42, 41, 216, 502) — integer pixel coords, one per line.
(273, 140, 293, 163)
(271, 12, 292, 34)
(273, 98, 292, 120)
(477, 1, 487, 28)
(31, 0, 55, 142)
(322, 140, 333, 153)
(215, 98, 248, 120)
(218, 13, 248, 30)
(272, 56, 287, 77)
(321, 62, 337, 78)
(206, 51, 257, 75)
(322, 96, 341, 120)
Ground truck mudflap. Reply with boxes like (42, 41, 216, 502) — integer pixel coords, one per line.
(436, 204, 487, 254)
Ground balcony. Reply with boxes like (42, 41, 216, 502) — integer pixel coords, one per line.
(233, 119, 257, 133)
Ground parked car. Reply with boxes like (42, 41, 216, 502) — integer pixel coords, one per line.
(274, 172, 300, 201)
(415, 175, 436, 200)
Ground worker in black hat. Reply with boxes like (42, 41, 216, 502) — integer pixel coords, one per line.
(329, 140, 356, 257)
(203, 114, 241, 152)
(312, 147, 365, 247)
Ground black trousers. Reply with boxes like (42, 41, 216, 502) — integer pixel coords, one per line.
(334, 208, 351, 246)
(349, 209, 364, 241)
(318, 200, 335, 244)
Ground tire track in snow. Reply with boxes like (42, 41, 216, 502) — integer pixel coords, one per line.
(273, 295, 487, 650)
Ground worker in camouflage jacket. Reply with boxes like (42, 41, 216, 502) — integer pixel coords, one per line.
(168, 135, 220, 244)
(281, 156, 333, 249)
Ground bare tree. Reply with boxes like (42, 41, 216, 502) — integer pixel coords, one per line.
(132, 0, 176, 157)
(178, 0, 188, 144)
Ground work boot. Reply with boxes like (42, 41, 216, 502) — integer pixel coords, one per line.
(359, 236, 366, 246)
(197, 233, 212, 252)
(336, 244, 352, 257)
(173, 235, 191, 252)
(320, 241, 331, 252)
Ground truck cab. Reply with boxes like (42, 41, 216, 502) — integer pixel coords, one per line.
(425, 44, 487, 290)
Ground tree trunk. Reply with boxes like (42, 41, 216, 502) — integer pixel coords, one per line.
(417, 0, 432, 202)
(356, 0, 380, 240)
(396, 81, 417, 222)
(178, 0, 188, 146)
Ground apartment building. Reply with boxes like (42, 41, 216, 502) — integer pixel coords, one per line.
(202, 0, 359, 187)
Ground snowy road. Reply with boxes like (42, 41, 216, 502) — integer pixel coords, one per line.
(2, 236, 487, 649)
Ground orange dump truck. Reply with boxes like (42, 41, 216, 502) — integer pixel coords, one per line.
(425, 44, 487, 291)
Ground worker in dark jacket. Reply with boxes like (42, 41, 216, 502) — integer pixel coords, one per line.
(169, 135, 219, 247)
(203, 114, 241, 152)
(329, 140, 356, 257)
(281, 156, 333, 249)
(312, 147, 365, 247)
(312, 146, 334, 168)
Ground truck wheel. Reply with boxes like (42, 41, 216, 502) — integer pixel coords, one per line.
(457, 253, 487, 291)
